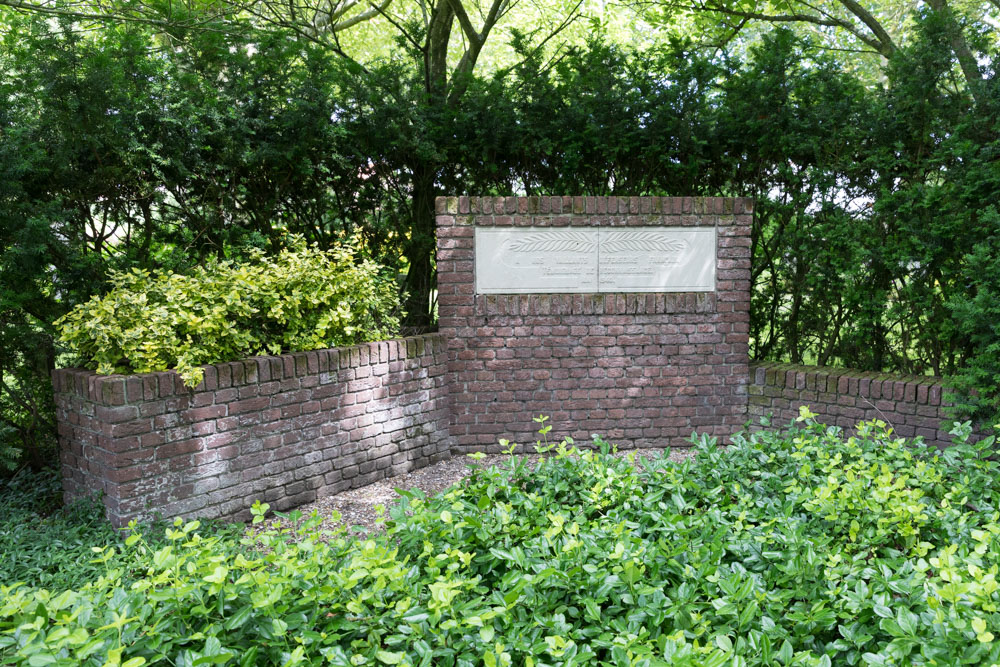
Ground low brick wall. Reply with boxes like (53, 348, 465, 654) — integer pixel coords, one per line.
(54, 334, 450, 527)
(748, 362, 977, 447)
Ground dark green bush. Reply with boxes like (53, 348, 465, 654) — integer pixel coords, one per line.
(947, 207, 1000, 427)
(4, 416, 1000, 665)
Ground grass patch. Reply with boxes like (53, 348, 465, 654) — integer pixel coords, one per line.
(3, 414, 1000, 665)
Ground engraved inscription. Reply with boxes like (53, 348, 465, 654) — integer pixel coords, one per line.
(474, 227, 715, 294)
(505, 232, 597, 256)
(599, 232, 689, 256)
(476, 228, 599, 294)
(598, 228, 714, 292)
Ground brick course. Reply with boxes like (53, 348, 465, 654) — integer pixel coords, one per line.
(436, 195, 753, 451)
(53, 334, 451, 527)
(749, 362, 985, 447)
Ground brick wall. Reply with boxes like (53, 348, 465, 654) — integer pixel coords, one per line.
(749, 362, 982, 447)
(436, 195, 753, 451)
(54, 334, 450, 527)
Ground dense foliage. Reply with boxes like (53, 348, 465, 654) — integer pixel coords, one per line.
(2, 2, 999, 468)
(56, 241, 400, 387)
(0, 468, 239, 592)
(0, 470, 134, 591)
(3, 416, 1000, 665)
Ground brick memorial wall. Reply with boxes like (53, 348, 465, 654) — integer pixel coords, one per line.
(436, 196, 754, 451)
(53, 334, 450, 527)
(53, 195, 985, 526)
(749, 362, 983, 448)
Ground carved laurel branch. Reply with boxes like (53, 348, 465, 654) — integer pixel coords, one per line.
(506, 232, 596, 253)
(601, 233, 689, 254)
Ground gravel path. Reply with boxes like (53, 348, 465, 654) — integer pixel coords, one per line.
(267, 447, 694, 537)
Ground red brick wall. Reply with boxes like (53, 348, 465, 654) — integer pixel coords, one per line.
(53, 334, 450, 527)
(436, 195, 753, 451)
(749, 362, 982, 447)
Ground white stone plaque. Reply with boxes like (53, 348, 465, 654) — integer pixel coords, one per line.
(475, 228, 599, 293)
(474, 227, 715, 294)
(598, 228, 715, 292)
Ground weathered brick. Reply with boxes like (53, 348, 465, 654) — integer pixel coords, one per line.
(96, 405, 139, 423)
(184, 405, 227, 422)
(229, 397, 270, 415)
(747, 363, 979, 449)
(439, 198, 749, 455)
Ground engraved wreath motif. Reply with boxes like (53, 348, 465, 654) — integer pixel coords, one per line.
(505, 232, 596, 253)
(600, 232, 689, 254)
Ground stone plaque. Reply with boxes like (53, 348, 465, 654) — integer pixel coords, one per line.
(598, 228, 715, 292)
(475, 227, 715, 294)
(475, 228, 600, 293)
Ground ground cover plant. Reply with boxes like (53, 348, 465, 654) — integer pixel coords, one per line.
(0, 469, 239, 593)
(4, 413, 1000, 665)
(0, 469, 122, 592)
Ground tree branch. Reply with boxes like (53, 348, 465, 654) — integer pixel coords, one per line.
(445, 0, 515, 102)
(0, 0, 228, 30)
(681, 0, 892, 55)
(836, 0, 897, 54)
(479, 0, 510, 35)
(446, 0, 482, 45)
(323, 0, 392, 31)
(360, 0, 423, 52)
(927, 0, 986, 105)
(495, 0, 583, 77)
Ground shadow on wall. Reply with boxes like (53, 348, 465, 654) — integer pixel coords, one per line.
(748, 362, 987, 448)
(53, 335, 451, 527)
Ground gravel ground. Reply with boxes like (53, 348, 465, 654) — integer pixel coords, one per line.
(265, 447, 694, 538)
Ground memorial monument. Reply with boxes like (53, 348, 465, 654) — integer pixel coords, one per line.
(436, 195, 752, 452)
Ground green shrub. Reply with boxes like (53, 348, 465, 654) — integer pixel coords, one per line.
(0, 424, 19, 472)
(4, 415, 1000, 665)
(55, 240, 401, 387)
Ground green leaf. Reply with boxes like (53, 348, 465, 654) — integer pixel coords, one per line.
(377, 651, 405, 664)
(224, 606, 253, 630)
(872, 605, 893, 619)
(777, 639, 793, 664)
(896, 609, 918, 636)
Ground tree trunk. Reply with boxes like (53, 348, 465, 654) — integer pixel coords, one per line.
(426, 2, 454, 94)
(926, 0, 986, 105)
(401, 160, 437, 329)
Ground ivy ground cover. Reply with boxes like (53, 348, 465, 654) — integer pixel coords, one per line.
(3, 412, 1000, 666)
